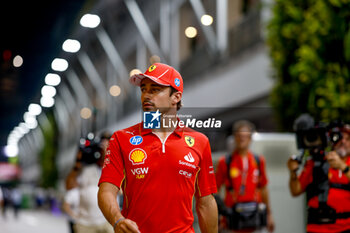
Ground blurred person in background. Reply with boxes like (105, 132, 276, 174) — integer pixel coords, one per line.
(63, 135, 113, 233)
(215, 120, 274, 233)
(34, 186, 46, 209)
(0, 186, 3, 210)
(11, 186, 22, 218)
(287, 124, 350, 233)
(62, 186, 79, 233)
(98, 63, 218, 233)
(1, 186, 12, 219)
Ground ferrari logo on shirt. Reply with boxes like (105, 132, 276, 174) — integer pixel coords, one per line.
(230, 167, 240, 178)
(185, 136, 195, 147)
(129, 148, 147, 165)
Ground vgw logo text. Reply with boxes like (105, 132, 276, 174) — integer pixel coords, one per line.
(131, 167, 149, 179)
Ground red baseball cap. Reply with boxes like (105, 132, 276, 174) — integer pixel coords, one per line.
(129, 63, 183, 93)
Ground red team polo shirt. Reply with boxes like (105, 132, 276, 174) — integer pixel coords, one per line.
(299, 157, 350, 233)
(216, 151, 268, 207)
(98, 123, 217, 233)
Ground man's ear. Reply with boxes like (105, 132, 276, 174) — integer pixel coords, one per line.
(171, 91, 182, 106)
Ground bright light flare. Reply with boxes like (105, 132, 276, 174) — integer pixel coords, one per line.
(4, 145, 18, 157)
(13, 55, 23, 67)
(80, 14, 101, 28)
(41, 85, 56, 98)
(51, 58, 68, 72)
(80, 107, 92, 119)
(62, 39, 81, 53)
(45, 73, 61, 86)
(109, 85, 121, 97)
(28, 103, 42, 116)
(201, 14, 213, 26)
(40, 96, 55, 108)
(185, 27, 197, 38)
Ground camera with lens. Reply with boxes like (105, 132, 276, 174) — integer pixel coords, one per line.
(294, 114, 343, 160)
(78, 138, 103, 165)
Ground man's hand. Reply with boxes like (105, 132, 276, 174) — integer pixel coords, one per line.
(266, 212, 275, 233)
(326, 151, 347, 171)
(114, 219, 140, 233)
(287, 157, 299, 172)
(287, 157, 303, 196)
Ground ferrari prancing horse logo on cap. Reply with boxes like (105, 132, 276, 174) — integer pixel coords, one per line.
(148, 65, 156, 72)
(185, 136, 195, 147)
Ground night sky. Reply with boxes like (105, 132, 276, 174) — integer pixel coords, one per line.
(0, 1, 87, 151)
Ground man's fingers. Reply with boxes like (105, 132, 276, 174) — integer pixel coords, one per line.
(118, 219, 140, 233)
(126, 219, 140, 232)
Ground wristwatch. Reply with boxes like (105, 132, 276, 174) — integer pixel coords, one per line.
(342, 166, 350, 174)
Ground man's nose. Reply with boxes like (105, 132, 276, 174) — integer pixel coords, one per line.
(142, 91, 152, 100)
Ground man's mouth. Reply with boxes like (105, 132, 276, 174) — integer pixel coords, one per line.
(143, 102, 154, 107)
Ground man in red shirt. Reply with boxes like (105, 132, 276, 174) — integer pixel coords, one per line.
(98, 63, 218, 233)
(288, 125, 350, 233)
(216, 120, 275, 232)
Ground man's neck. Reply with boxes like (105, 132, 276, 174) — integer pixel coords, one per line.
(235, 148, 249, 157)
(152, 110, 177, 141)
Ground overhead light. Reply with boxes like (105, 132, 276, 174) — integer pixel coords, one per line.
(201, 14, 213, 26)
(7, 137, 19, 146)
(62, 39, 81, 53)
(109, 85, 121, 97)
(45, 73, 61, 86)
(149, 55, 161, 64)
(41, 85, 57, 98)
(51, 58, 68, 72)
(185, 27, 197, 38)
(16, 124, 28, 135)
(80, 14, 101, 28)
(4, 145, 18, 158)
(40, 96, 55, 108)
(28, 103, 42, 116)
(80, 107, 92, 119)
(24, 112, 36, 124)
(19, 123, 30, 134)
(14, 127, 24, 137)
(13, 55, 23, 67)
(8, 131, 21, 140)
(26, 120, 38, 129)
(129, 69, 142, 77)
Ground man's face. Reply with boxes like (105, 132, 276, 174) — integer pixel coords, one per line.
(234, 126, 252, 151)
(140, 78, 174, 112)
(335, 132, 350, 157)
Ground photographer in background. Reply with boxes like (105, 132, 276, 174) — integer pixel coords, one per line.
(63, 134, 113, 233)
(288, 117, 350, 233)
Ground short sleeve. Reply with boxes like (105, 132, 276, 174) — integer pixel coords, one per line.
(196, 140, 217, 197)
(64, 188, 79, 205)
(98, 132, 125, 188)
(257, 155, 268, 188)
(298, 159, 314, 191)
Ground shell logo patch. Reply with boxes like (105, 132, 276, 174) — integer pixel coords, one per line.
(185, 136, 195, 147)
(148, 64, 156, 72)
(129, 148, 147, 165)
(230, 167, 240, 178)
